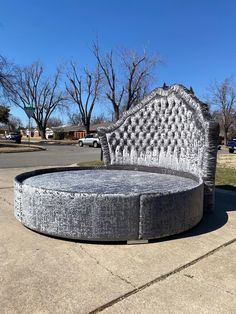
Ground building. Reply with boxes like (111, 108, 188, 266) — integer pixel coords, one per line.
(51, 123, 111, 140)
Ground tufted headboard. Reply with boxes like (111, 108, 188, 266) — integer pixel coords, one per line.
(98, 84, 219, 211)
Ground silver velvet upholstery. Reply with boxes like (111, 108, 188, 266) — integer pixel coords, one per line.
(14, 84, 219, 242)
(98, 84, 219, 211)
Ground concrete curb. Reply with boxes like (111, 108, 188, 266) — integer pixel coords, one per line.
(0, 144, 46, 153)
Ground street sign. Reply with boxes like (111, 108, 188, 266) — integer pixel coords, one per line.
(24, 106, 35, 146)
(24, 107, 35, 118)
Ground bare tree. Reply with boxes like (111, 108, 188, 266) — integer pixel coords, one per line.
(91, 113, 111, 125)
(93, 43, 159, 121)
(7, 115, 23, 131)
(0, 56, 14, 93)
(47, 117, 63, 128)
(67, 112, 83, 126)
(66, 62, 101, 134)
(5, 62, 65, 139)
(207, 78, 236, 144)
(229, 112, 236, 138)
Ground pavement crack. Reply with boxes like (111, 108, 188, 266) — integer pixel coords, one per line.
(0, 197, 13, 206)
(0, 187, 13, 189)
(183, 274, 194, 279)
(78, 245, 136, 289)
(89, 237, 236, 314)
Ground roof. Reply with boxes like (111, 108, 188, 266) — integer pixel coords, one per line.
(51, 122, 112, 133)
(51, 125, 85, 132)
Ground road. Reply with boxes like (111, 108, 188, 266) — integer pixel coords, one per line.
(0, 144, 101, 168)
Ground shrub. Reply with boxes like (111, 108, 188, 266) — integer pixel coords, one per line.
(53, 132, 64, 140)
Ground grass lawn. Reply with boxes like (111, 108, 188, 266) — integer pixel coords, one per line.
(77, 160, 104, 167)
(215, 166, 236, 190)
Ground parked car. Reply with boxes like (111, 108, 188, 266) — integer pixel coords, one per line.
(227, 139, 236, 153)
(46, 130, 54, 139)
(6, 132, 22, 144)
(78, 134, 100, 148)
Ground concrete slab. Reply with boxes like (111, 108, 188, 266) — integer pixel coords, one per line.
(0, 167, 52, 189)
(0, 193, 133, 314)
(0, 168, 235, 313)
(67, 193, 236, 288)
(101, 242, 236, 314)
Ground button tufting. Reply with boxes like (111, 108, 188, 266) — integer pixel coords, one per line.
(104, 93, 209, 184)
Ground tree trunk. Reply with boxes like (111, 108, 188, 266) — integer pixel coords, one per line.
(114, 106, 119, 121)
(224, 128, 228, 145)
(86, 122, 90, 135)
(40, 129, 46, 139)
(37, 124, 47, 139)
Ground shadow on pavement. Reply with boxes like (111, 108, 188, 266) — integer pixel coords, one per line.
(216, 185, 236, 192)
(152, 188, 236, 243)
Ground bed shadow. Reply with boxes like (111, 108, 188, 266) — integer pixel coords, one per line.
(150, 188, 236, 243)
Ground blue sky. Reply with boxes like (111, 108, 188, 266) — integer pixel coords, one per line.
(1, 0, 236, 125)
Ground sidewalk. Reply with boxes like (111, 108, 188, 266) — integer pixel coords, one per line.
(0, 167, 235, 314)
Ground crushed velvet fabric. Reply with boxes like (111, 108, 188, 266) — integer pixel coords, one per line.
(98, 84, 219, 211)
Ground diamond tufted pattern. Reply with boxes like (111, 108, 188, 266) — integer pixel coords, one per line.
(98, 84, 219, 211)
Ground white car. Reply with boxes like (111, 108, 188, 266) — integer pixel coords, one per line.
(78, 134, 100, 148)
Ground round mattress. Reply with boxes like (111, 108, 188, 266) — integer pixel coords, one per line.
(23, 169, 198, 194)
(14, 167, 204, 242)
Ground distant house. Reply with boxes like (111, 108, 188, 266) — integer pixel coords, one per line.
(51, 125, 86, 140)
(33, 129, 40, 137)
(51, 123, 111, 140)
(90, 122, 111, 133)
(19, 128, 34, 137)
(26, 128, 54, 138)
